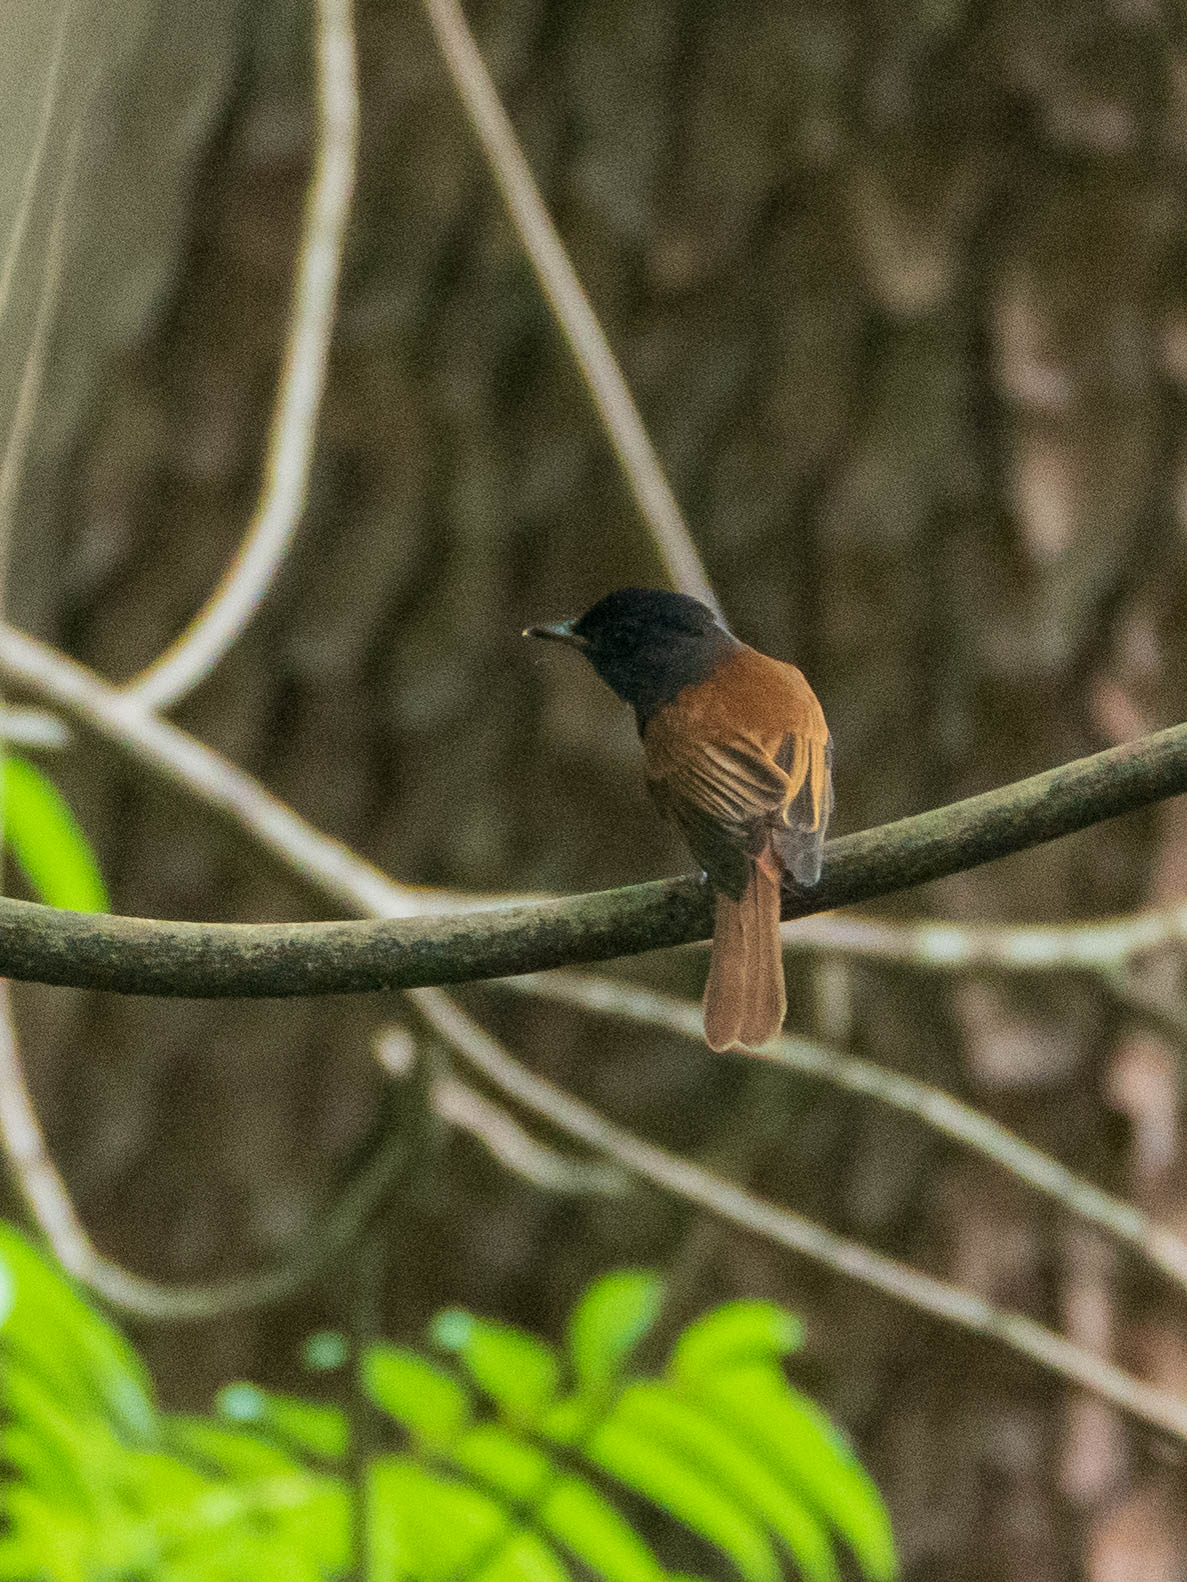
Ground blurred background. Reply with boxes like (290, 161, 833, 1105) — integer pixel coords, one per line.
(5, 0, 1187, 1577)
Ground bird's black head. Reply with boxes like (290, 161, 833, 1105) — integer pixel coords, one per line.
(525, 587, 736, 728)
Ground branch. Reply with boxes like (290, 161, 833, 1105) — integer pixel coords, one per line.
(419, 0, 717, 612)
(507, 972, 1187, 1295)
(0, 971, 411, 1321)
(7, 620, 1187, 1309)
(0, 106, 83, 557)
(0, 0, 70, 346)
(782, 905, 1187, 971)
(123, 0, 359, 711)
(0, 658, 1182, 994)
(8, 622, 1187, 1426)
(374, 1025, 626, 1195)
(422, 991, 1187, 1445)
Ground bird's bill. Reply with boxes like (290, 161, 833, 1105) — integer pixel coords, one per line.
(522, 618, 588, 649)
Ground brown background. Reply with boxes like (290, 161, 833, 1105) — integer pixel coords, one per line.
(8, 1, 1187, 1577)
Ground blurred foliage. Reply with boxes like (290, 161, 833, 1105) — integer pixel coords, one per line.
(2, 755, 109, 913)
(0, 1227, 896, 1582)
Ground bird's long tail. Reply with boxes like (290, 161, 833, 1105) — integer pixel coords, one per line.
(702, 850, 786, 1053)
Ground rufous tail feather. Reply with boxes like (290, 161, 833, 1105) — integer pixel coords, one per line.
(702, 852, 786, 1052)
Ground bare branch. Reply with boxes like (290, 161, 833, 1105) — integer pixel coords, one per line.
(0, 0, 71, 340)
(375, 1025, 627, 1195)
(123, 0, 359, 711)
(0, 109, 83, 564)
(0, 978, 410, 1320)
(509, 972, 1187, 1295)
(782, 906, 1187, 972)
(2, 627, 1187, 998)
(0, 624, 434, 919)
(419, 0, 717, 612)
(0, 708, 69, 749)
(421, 990, 1187, 1444)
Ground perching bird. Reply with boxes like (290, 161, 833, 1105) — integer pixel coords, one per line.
(525, 588, 831, 1051)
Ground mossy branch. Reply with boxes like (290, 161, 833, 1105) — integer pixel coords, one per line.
(0, 721, 1183, 997)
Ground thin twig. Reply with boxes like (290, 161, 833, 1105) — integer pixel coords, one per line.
(374, 1025, 626, 1195)
(419, 0, 716, 612)
(417, 990, 1187, 1444)
(0, 708, 69, 749)
(0, 109, 83, 573)
(0, 0, 71, 343)
(434, 1074, 626, 1194)
(123, 0, 359, 711)
(505, 972, 1187, 1294)
(0, 624, 435, 919)
(0, 975, 410, 1320)
(782, 907, 1187, 972)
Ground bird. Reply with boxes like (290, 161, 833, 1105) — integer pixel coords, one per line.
(525, 588, 831, 1052)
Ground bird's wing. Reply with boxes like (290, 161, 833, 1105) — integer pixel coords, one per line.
(646, 741, 781, 899)
(644, 651, 832, 900)
(771, 728, 832, 885)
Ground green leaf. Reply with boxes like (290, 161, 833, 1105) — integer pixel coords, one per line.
(304, 1330, 349, 1371)
(0, 1224, 156, 1443)
(2, 1422, 69, 1497)
(0, 1485, 95, 1582)
(365, 1456, 417, 1582)
(367, 1456, 570, 1582)
(669, 1302, 803, 1384)
(566, 1271, 665, 1396)
(549, 1411, 780, 1582)
(614, 1382, 838, 1582)
(449, 1423, 666, 1582)
(112, 1443, 211, 1518)
(140, 1461, 349, 1582)
(0, 1252, 13, 1325)
(170, 1416, 311, 1480)
(219, 1382, 268, 1423)
(363, 1345, 470, 1448)
(2, 1372, 108, 1507)
(447, 1421, 555, 1501)
(0, 1239, 895, 1582)
(691, 1365, 897, 1581)
(1, 756, 108, 912)
(216, 1384, 348, 1460)
(539, 1477, 667, 1582)
(433, 1310, 560, 1421)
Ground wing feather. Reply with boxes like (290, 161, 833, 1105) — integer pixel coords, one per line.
(644, 647, 832, 897)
